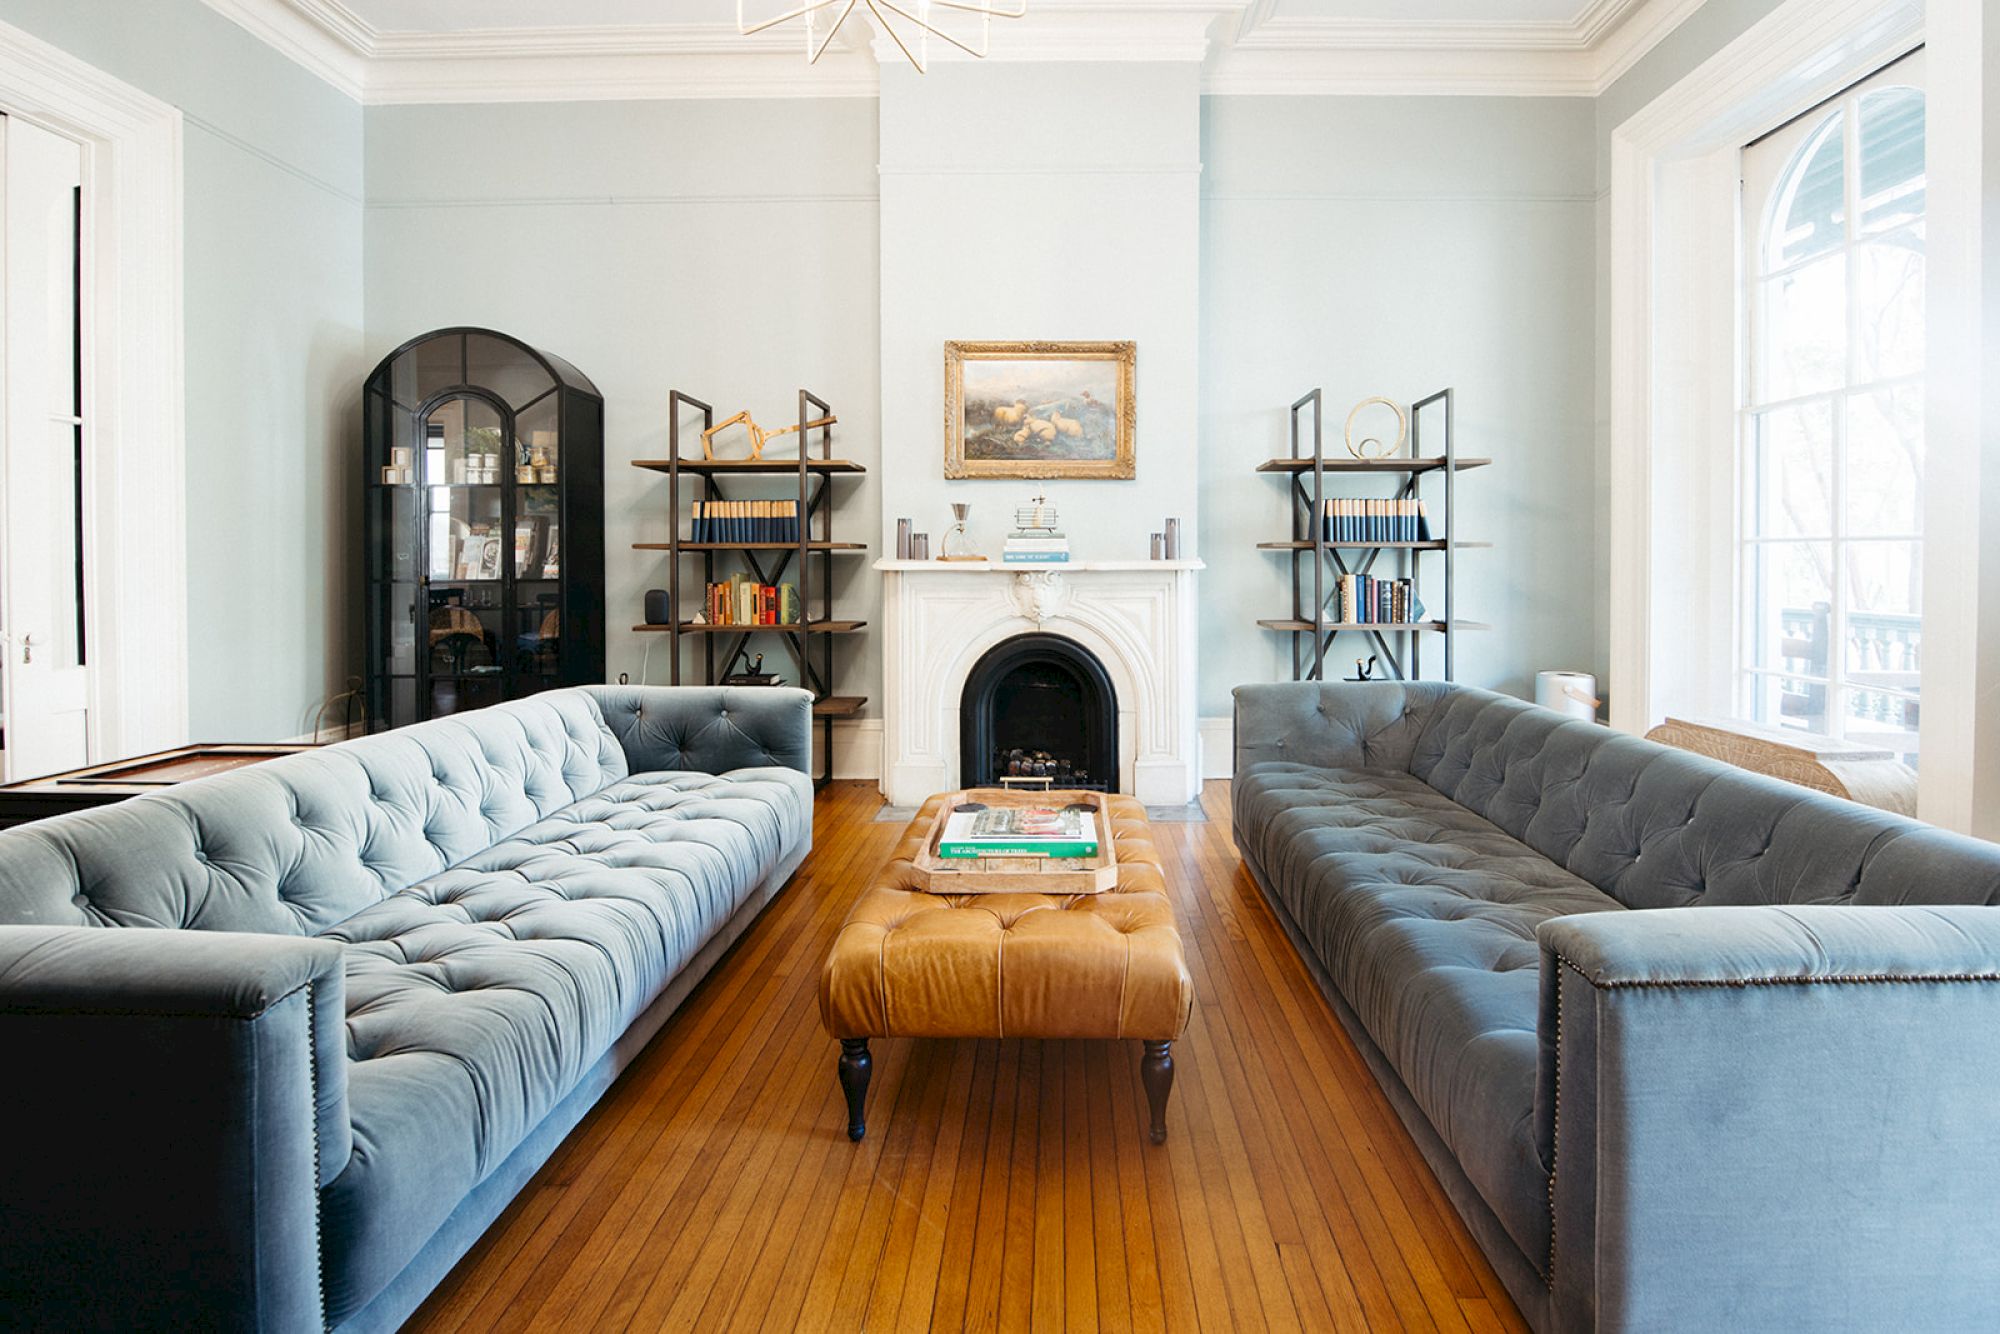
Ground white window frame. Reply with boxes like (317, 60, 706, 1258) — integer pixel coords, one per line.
(1606, 0, 1927, 779)
(1736, 55, 1925, 757)
(0, 20, 187, 758)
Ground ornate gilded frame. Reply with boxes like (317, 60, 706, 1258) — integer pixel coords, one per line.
(943, 339, 1136, 479)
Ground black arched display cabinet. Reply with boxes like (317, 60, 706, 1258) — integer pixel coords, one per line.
(362, 327, 605, 729)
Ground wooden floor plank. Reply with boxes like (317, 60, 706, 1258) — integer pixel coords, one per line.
(403, 781, 1530, 1334)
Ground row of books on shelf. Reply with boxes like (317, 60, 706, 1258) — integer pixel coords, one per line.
(1328, 575, 1421, 625)
(1319, 499, 1434, 543)
(691, 500, 802, 544)
(1002, 533, 1070, 566)
(705, 575, 802, 626)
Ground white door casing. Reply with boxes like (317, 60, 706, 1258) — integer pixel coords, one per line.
(0, 21, 187, 766)
(0, 114, 91, 779)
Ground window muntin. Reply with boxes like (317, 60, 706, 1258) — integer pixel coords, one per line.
(1739, 50, 1924, 765)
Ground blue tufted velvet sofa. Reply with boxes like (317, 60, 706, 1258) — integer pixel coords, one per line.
(0, 684, 814, 1333)
(1234, 681, 2000, 1333)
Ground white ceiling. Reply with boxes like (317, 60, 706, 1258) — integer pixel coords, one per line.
(332, 0, 1602, 31)
(200, 0, 1707, 101)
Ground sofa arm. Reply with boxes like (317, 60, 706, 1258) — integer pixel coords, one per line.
(1232, 681, 1449, 774)
(1537, 906, 2000, 1333)
(0, 926, 348, 1332)
(585, 684, 813, 777)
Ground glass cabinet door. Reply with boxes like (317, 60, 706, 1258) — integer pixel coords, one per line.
(420, 394, 510, 716)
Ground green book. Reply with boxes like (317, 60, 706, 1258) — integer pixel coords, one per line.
(936, 807, 1099, 859)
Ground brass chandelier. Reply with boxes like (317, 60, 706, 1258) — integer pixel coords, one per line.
(738, 0, 1027, 73)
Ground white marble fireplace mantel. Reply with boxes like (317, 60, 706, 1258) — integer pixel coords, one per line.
(876, 558, 1204, 807)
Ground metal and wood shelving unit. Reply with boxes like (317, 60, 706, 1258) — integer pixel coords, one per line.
(633, 388, 867, 788)
(1258, 387, 1489, 682)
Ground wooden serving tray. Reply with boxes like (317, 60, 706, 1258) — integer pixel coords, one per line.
(910, 788, 1120, 894)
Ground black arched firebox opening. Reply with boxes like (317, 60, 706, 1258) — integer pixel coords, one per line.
(959, 633, 1118, 791)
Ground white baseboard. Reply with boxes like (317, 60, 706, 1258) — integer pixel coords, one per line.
(818, 718, 882, 782)
(1200, 715, 1233, 780)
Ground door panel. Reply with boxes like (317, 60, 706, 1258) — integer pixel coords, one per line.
(1, 114, 91, 781)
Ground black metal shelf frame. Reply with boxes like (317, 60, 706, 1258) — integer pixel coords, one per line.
(1269, 387, 1470, 683)
(652, 388, 868, 788)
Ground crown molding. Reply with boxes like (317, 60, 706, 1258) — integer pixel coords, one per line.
(1206, 0, 1708, 97)
(200, 0, 1707, 103)
(201, 0, 368, 100)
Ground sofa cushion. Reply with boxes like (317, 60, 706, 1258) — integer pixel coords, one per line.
(1237, 760, 1622, 1270)
(315, 766, 807, 1324)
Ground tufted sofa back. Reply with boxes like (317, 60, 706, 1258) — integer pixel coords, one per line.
(1234, 681, 2000, 910)
(1406, 685, 2000, 909)
(0, 690, 628, 934)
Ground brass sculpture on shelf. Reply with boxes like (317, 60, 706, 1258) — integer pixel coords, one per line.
(700, 409, 838, 461)
(1344, 396, 1409, 459)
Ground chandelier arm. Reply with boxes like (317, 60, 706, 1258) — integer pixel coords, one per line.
(926, 0, 1027, 17)
(864, 0, 929, 72)
(871, 0, 988, 58)
(807, 0, 859, 61)
(739, 0, 851, 37)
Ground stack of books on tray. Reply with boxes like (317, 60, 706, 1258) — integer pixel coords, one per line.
(937, 805, 1099, 859)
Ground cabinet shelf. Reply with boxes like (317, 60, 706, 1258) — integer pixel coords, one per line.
(1257, 540, 1492, 551)
(632, 458, 866, 475)
(813, 695, 867, 717)
(1256, 456, 1490, 474)
(634, 541, 868, 552)
(632, 621, 866, 635)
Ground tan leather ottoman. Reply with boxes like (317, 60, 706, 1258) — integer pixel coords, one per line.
(818, 792, 1194, 1143)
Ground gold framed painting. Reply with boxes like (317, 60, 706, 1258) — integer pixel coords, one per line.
(943, 340, 1136, 479)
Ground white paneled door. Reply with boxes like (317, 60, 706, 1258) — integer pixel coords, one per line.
(0, 113, 91, 781)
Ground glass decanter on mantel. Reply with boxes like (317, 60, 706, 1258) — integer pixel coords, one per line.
(939, 502, 983, 561)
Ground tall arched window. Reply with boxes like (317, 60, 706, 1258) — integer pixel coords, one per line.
(1740, 49, 1925, 765)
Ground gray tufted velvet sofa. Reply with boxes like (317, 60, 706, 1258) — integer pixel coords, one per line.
(0, 684, 814, 1333)
(1234, 681, 2000, 1333)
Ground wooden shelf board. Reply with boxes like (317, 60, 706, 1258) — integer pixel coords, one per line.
(632, 542, 869, 552)
(1255, 456, 1491, 474)
(631, 621, 867, 635)
(631, 458, 866, 475)
(1257, 619, 1452, 633)
(1255, 540, 1493, 551)
(812, 696, 867, 717)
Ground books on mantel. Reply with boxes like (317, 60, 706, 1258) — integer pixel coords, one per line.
(1319, 498, 1433, 544)
(691, 499, 802, 544)
(703, 574, 801, 626)
(1002, 533, 1071, 565)
(1322, 574, 1421, 625)
(937, 805, 1100, 859)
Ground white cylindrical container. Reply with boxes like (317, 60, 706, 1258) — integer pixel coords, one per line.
(1536, 671, 1600, 722)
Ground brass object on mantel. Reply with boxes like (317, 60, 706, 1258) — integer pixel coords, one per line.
(1644, 716, 1917, 815)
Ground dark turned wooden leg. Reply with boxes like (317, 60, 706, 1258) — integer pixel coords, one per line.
(838, 1038, 872, 1142)
(1141, 1040, 1174, 1145)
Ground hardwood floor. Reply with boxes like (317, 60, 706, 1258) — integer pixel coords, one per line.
(405, 781, 1529, 1333)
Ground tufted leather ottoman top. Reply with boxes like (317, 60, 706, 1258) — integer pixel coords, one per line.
(818, 793, 1193, 1040)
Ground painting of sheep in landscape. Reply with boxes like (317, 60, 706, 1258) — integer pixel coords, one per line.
(944, 340, 1135, 479)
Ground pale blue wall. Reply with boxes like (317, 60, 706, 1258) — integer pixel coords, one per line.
(1, 3, 1790, 745)
(1200, 95, 1598, 711)
(877, 63, 1202, 562)
(0, 0, 366, 741)
(364, 100, 882, 710)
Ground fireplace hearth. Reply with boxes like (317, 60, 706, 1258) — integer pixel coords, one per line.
(959, 633, 1117, 792)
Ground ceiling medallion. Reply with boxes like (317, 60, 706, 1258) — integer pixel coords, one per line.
(738, 0, 1026, 73)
